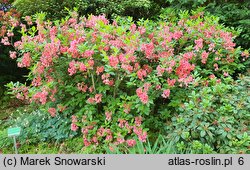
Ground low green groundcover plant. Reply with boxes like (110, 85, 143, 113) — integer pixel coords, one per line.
(2, 9, 249, 151)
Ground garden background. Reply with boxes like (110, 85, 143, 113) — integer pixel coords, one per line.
(0, 0, 249, 154)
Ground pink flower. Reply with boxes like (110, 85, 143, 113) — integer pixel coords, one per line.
(167, 78, 176, 87)
(143, 83, 151, 92)
(138, 26, 146, 35)
(109, 56, 119, 68)
(135, 116, 142, 126)
(94, 94, 102, 103)
(130, 24, 137, 33)
(87, 97, 95, 104)
(7, 30, 14, 37)
(48, 107, 56, 117)
(84, 50, 94, 57)
(140, 92, 148, 104)
(137, 69, 147, 80)
(214, 63, 219, 71)
(9, 51, 17, 59)
(172, 31, 183, 40)
(68, 60, 77, 76)
(71, 123, 78, 131)
(155, 84, 161, 90)
(117, 137, 125, 144)
(108, 80, 114, 86)
(60, 46, 68, 53)
(89, 86, 94, 93)
(16, 93, 24, 100)
(194, 38, 203, 50)
(1, 36, 10, 45)
(31, 76, 42, 87)
(136, 88, 148, 104)
(118, 119, 127, 128)
(87, 59, 94, 68)
(209, 74, 216, 79)
(176, 59, 195, 79)
(79, 62, 87, 72)
(96, 66, 104, 75)
(201, 51, 209, 64)
(77, 82, 88, 92)
(208, 43, 215, 51)
(18, 52, 31, 68)
(156, 65, 165, 76)
(138, 131, 147, 142)
(223, 72, 229, 77)
(83, 138, 91, 147)
(123, 104, 131, 114)
(162, 89, 170, 98)
(97, 127, 105, 137)
(105, 135, 113, 141)
(68, 40, 79, 57)
(72, 115, 78, 123)
(183, 52, 194, 60)
(82, 128, 89, 135)
(241, 51, 249, 58)
(105, 111, 112, 121)
(25, 16, 32, 25)
(109, 146, 114, 152)
(141, 42, 154, 57)
(33, 89, 48, 105)
(126, 139, 136, 147)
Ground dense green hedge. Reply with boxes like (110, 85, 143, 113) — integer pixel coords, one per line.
(13, 0, 160, 20)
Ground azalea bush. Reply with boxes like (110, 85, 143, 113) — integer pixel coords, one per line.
(5, 9, 249, 150)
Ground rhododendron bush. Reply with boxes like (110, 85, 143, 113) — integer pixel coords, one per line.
(5, 10, 249, 149)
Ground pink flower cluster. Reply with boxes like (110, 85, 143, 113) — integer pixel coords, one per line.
(48, 107, 56, 117)
(162, 89, 170, 98)
(71, 115, 78, 131)
(201, 51, 209, 64)
(101, 73, 114, 86)
(176, 59, 195, 79)
(77, 82, 88, 92)
(17, 52, 31, 68)
(141, 42, 154, 58)
(136, 87, 149, 104)
(109, 56, 119, 68)
(133, 127, 147, 142)
(32, 89, 48, 105)
(87, 94, 103, 104)
(9, 51, 17, 59)
(126, 139, 136, 147)
(105, 111, 112, 121)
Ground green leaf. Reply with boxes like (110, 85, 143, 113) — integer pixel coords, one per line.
(200, 130, 206, 137)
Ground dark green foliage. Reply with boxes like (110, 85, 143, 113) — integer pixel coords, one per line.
(206, 2, 250, 49)
(167, 75, 250, 153)
(13, 0, 159, 20)
(13, 0, 87, 20)
(0, 46, 27, 86)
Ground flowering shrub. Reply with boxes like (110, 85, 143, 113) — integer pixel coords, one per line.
(5, 10, 249, 149)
